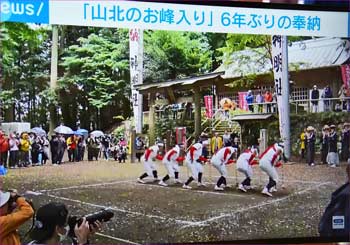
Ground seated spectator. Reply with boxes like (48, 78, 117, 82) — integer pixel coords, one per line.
(0, 190, 34, 245)
(29, 202, 102, 245)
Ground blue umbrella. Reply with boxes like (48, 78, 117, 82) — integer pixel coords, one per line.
(73, 131, 83, 136)
(76, 129, 88, 138)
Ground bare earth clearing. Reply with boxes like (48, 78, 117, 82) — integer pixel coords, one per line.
(3, 160, 347, 244)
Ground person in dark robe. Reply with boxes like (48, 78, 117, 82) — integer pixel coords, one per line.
(306, 126, 316, 166)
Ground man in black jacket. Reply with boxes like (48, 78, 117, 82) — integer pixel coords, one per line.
(311, 85, 319, 113)
(319, 164, 350, 239)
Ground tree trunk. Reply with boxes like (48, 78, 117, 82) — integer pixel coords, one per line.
(49, 25, 59, 137)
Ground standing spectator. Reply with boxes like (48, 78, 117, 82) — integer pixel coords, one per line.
(320, 125, 330, 165)
(77, 136, 85, 161)
(311, 85, 320, 113)
(264, 90, 273, 113)
(327, 125, 339, 167)
(338, 84, 347, 111)
(42, 136, 50, 165)
(299, 128, 307, 161)
(135, 136, 145, 162)
(306, 126, 316, 166)
(246, 90, 254, 112)
(256, 90, 264, 113)
(87, 135, 97, 161)
(28, 133, 35, 165)
(341, 122, 350, 162)
(322, 85, 333, 112)
(172, 104, 179, 120)
(232, 137, 241, 156)
(0, 131, 9, 168)
(67, 135, 77, 162)
(56, 135, 66, 165)
(101, 136, 110, 160)
(19, 133, 30, 167)
(8, 133, 19, 169)
(211, 132, 223, 155)
(36, 136, 44, 166)
(50, 135, 59, 165)
(31, 135, 40, 166)
(222, 130, 231, 147)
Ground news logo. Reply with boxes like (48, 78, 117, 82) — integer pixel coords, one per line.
(0, 0, 49, 24)
(332, 216, 345, 229)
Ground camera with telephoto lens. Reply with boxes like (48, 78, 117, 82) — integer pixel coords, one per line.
(67, 209, 114, 238)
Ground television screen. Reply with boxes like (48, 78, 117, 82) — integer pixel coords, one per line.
(0, 0, 349, 244)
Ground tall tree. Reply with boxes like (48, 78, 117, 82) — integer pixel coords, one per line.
(59, 28, 131, 130)
(1, 23, 50, 127)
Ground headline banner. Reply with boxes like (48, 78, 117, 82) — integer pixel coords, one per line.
(1, 0, 349, 37)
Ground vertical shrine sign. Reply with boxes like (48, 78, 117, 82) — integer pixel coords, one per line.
(129, 28, 143, 133)
(271, 35, 290, 158)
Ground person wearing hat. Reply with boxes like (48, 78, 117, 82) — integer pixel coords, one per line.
(320, 125, 330, 165)
(0, 190, 34, 245)
(182, 141, 209, 189)
(327, 125, 339, 167)
(137, 142, 164, 184)
(311, 85, 319, 113)
(341, 123, 350, 162)
(29, 202, 101, 244)
(259, 142, 286, 197)
(306, 126, 316, 166)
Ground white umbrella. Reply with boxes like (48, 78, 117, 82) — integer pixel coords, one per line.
(31, 127, 46, 137)
(54, 125, 74, 135)
(90, 130, 104, 138)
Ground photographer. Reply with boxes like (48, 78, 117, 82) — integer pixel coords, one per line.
(0, 190, 34, 245)
(29, 202, 102, 245)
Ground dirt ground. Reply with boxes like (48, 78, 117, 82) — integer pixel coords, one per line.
(2, 159, 348, 244)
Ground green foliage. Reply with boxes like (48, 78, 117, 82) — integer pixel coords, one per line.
(59, 29, 131, 129)
(39, 88, 59, 106)
(227, 74, 258, 90)
(1, 23, 50, 126)
(218, 34, 271, 65)
(0, 90, 15, 109)
(144, 30, 212, 83)
(113, 126, 125, 138)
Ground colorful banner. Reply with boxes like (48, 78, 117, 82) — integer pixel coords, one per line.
(175, 127, 186, 148)
(129, 28, 143, 133)
(204, 95, 213, 118)
(341, 64, 350, 96)
(238, 92, 248, 111)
